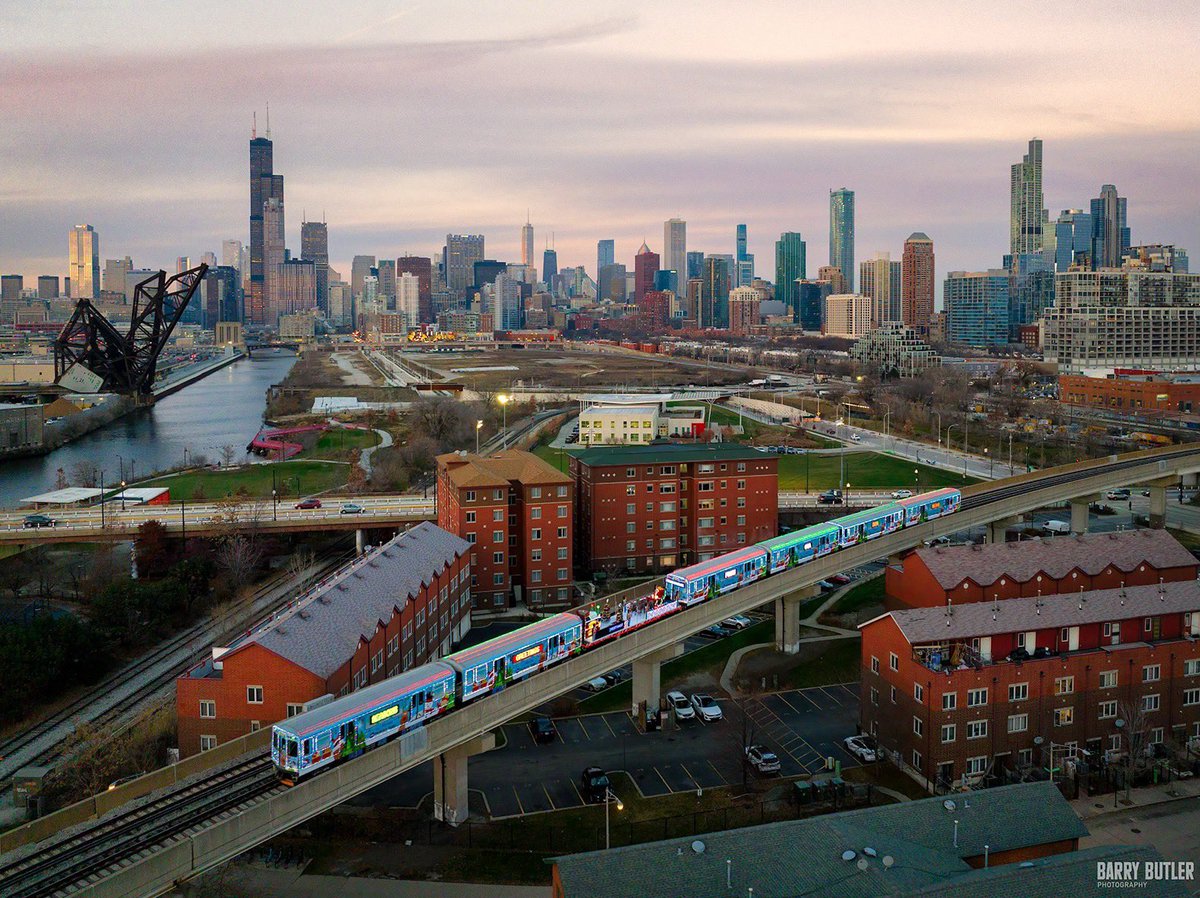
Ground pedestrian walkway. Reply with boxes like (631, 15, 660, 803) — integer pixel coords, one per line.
(1072, 771, 1200, 821)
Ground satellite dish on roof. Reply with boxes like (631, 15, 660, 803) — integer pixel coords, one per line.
(1033, 736, 1044, 746)
(943, 799, 957, 811)
(692, 840, 706, 854)
(863, 847, 878, 858)
(841, 850, 857, 862)
(856, 858, 869, 871)
(882, 856, 895, 869)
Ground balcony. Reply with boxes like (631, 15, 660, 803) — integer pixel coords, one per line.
(913, 635, 1199, 675)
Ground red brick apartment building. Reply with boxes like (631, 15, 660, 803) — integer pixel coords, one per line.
(176, 522, 471, 757)
(886, 529, 1198, 610)
(1060, 371, 1200, 414)
(437, 450, 573, 610)
(859, 580, 1200, 791)
(570, 443, 778, 576)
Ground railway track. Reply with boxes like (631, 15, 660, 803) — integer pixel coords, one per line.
(0, 757, 280, 898)
(0, 546, 355, 782)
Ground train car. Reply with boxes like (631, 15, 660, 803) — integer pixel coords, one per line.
(271, 662, 457, 783)
(663, 546, 769, 606)
(896, 488, 961, 526)
(578, 585, 680, 647)
(446, 613, 583, 704)
(834, 502, 904, 548)
(758, 523, 839, 574)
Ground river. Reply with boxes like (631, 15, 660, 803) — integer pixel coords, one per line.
(0, 353, 297, 507)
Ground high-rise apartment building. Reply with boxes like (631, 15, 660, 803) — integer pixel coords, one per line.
(597, 239, 615, 278)
(822, 294, 873, 338)
(542, 248, 558, 288)
(634, 242, 659, 305)
(351, 255, 376, 301)
(829, 189, 855, 292)
(1009, 253, 1055, 337)
(943, 270, 1010, 348)
(276, 259, 316, 321)
(376, 259, 396, 309)
(1010, 138, 1047, 257)
(222, 239, 243, 274)
(859, 253, 902, 325)
(1, 275, 22, 306)
(263, 196, 286, 323)
(300, 221, 329, 312)
(397, 256, 433, 324)
(818, 265, 847, 296)
(1054, 210, 1093, 272)
(734, 223, 754, 287)
(598, 264, 626, 302)
(37, 276, 59, 299)
(103, 257, 132, 297)
(728, 286, 763, 336)
(397, 272, 421, 328)
(521, 216, 534, 267)
(663, 219, 686, 282)
(494, 273, 522, 330)
(248, 131, 284, 327)
(774, 232, 806, 320)
(69, 224, 100, 299)
(445, 234, 485, 300)
(901, 233, 935, 335)
(686, 251, 705, 282)
(1090, 184, 1130, 269)
(796, 279, 830, 331)
(702, 255, 731, 329)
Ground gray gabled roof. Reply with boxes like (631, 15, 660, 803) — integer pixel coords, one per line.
(228, 522, 470, 679)
(552, 782, 1086, 898)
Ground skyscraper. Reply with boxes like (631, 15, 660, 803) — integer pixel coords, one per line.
(664, 219, 686, 282)
(377, 259, 396, 309)
(542, 248, 558, 287)
(795, 280, 830, 331)
(397, 272, 421, 328)
(702, 256, 731, 329)
(859, 253, 902, 325)
(818, 265, 847, 295)
(774, 232, 807, 320)
(943, 270, 1010, 348)
(222, 239, 243, 273)
(829, 189, 855, 292)
(1090, 184, 1130, 269)
(263, 196, 286, 323)
(494, 273, 522, 330)
(103, 257, 132, 296)
(634, 242, 659, 305)
(300, 221, 329, 312)
(68, 224, 99, 299)
(445, 234, 485, 301)
(1054, 210, 1093, 272)
(397, 256, 433, 323)
(276, 258, 316, 320)
(37, 276, 59, 299)
(1010, 138, 1047, 257)
(249, 126, 284, 327)
(686, 251, 705, 282)
(734, 223, 754, 287)
(351, 256, 376, 301)
(901, 233, 935, 335)
(521, 216, 534, 267)
(597, 239, 615, 278)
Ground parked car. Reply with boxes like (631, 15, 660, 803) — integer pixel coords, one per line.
(530, 717, 556, 744)
(891, 489, 913, 499)
(829, 574, 852, 586)
(666, 690, 694, 720)
(817, 580, 836, 591)
(817, 489, 844, 505)
(339, 503, 365, 515)
(602, 669, 626, 686)
(294, 498, 322, 509)
(580, 767, 611, 803)
(850, 434, 862, 442)
(22, 513, 55, 529)
(843, 735, 877, 762)
(1042, 520, 1070, 535)
(690, 693, 723, 722)
(722, 615, 753, 630)
(584, 677, 609, 692)
(704, 624, 735, 639)
(744, 745, 781, 775)
(1106, 488, 1130, 500)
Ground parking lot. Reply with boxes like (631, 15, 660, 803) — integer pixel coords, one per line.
(352, 683, 863, 819)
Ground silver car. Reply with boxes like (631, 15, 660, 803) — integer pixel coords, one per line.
(666, 690, 694, 720)
(690, 693, 723, 722)
(843, 735, 877, 762)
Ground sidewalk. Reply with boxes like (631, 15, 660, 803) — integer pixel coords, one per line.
(1071, 772, 1200, 822)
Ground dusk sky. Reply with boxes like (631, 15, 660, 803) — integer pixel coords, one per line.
(3, 0, 1198, 294)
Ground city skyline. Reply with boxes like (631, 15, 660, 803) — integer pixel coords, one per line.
(1, 2, 1198, 289)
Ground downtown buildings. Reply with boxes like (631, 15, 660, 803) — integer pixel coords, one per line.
(829, 188, 855, 292)
(774, 232, 806, 323)
(901, 232, 935, 335)
(68, 224, 99, 300)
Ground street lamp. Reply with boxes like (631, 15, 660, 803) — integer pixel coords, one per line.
(845, 481, 851, 507)
(119, 480, 126, 512)
(984, 447, 993, 478)
(934, 411, 942, 447)
(272, 488, 278, 522)
(914, 467, 920, 492)
(476, 419, 483, 455)
(604, 787, 624, 849)
(498, 394, 510, 449)
(946, 423, 959, 453)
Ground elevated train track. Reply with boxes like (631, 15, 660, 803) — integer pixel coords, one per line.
(3, 444, 1200, 897)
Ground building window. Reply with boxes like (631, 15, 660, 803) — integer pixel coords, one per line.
(557, 527, 567, 538)
(870, 656, 880, 674)
(558, 505, 568, 517)
(1007, 713, 1028, 733)
(967, 688, 987, 707)
(870, 687, 879, 705)
(494, 508, 504, 521)
(1100, 670, 1118, 688)
(1098, 700, 1117, 719)
(1144, 617, 1154, 632)
(914, 683, 924, 704)
(966, 720, 987, 740)
(941, 724, 956, 744)
(531, 528, 542, 540)
(890, 685, 897, 704)
(465, 490, 476, 502)
(1150, 727, 1164, 744)
(199, 700, 215, 719)
(492, 530, 504, 542)
(1185, 660, 1200, 677)
(530, 507, 542, 519)
(889, 653, 899, 672)
(247, 686, 263, 704)
(200, 735, 217, 752)
(1054, 676, 1074, 696)
(966, 756, 987, 776)
(1184, 689, 1200, 707)
(913, 716, 923, 736)
(942, 692, 956, 711)
(557, 568, 568, 581)
(493, 573, 504, 585)
(493, 551, 504, 564)
(371, 651, 383, 674)
(1143, 664, 1160, 683)
(531, 570, 542, 582)
(912, 749, 923, 770)
(531, 486, 542, 499)
(467, 533, 476, 544)
(531, 549, 542, 561)
(626, 485, 637, 496)
(1054, 707, 1074, 727)
(465, 511, 476, 523)
(1009, 683, 1028, 702)
(698, 481, 713, 492)
(1142, 694, 1160, 712)
(250, 720, 260, 732)
(286, 703, 303, 717)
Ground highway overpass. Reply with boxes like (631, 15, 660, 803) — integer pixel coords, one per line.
(3, 444, 1200, 897)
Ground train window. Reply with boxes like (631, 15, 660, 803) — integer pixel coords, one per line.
(287, 740, 298, 757)
(302, 739, 312, 755)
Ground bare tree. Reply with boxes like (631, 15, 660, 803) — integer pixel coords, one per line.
(70, 460, 99, 488)
(220, 444, 237, 467)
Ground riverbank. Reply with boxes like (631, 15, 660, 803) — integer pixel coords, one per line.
(152, 350, 246, 399)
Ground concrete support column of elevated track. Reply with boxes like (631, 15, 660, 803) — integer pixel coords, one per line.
(632, 642, 684, 730)
(775, 584, 820, 655)
(1145, 476, 1178, 530)
(1070, 496, 1098, 535)
(433, 731, 496, 826)
(356, 528, 365, 555)
(986, 515, 1020, 544)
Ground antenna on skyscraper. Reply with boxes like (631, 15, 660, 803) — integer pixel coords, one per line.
(265, 102, 272, 139)
(252, 111, 257, 139)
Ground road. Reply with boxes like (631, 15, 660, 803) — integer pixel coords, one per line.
(806, 421, 1006, 481)
(1080, 799, 1200, 869)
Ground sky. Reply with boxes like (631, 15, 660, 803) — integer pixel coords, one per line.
(2, 0, 1199, 293)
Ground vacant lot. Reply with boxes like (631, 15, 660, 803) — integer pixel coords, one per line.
(419, 347, 750, 390)
(143, 460, 349, 501)
(777, 452, 981, 491)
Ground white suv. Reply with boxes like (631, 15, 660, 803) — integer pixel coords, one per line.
(666, 690, 694, 720)
(690, 693, 723, 722)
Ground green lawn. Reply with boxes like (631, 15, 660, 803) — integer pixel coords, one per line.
(300, 427, 380, 460)
(142, 460, 350, 501)
(777, 452, 979, 491)
(829, 576, 886, 615)
(778, 637, 862, 690)
(532, 442, 578, 473)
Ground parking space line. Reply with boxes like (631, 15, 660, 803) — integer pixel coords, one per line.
(819, 686, 842, 706)
(511, 785, 526, 816)
(542, 783, 556, 809)
(706, 760, 729, 785)
(678, 763, 700, 790)
(569, 778, 586, 804)
(599, 714, 618, 738)
(837, 683, 859, 699)
(653, 766, 673, 793)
